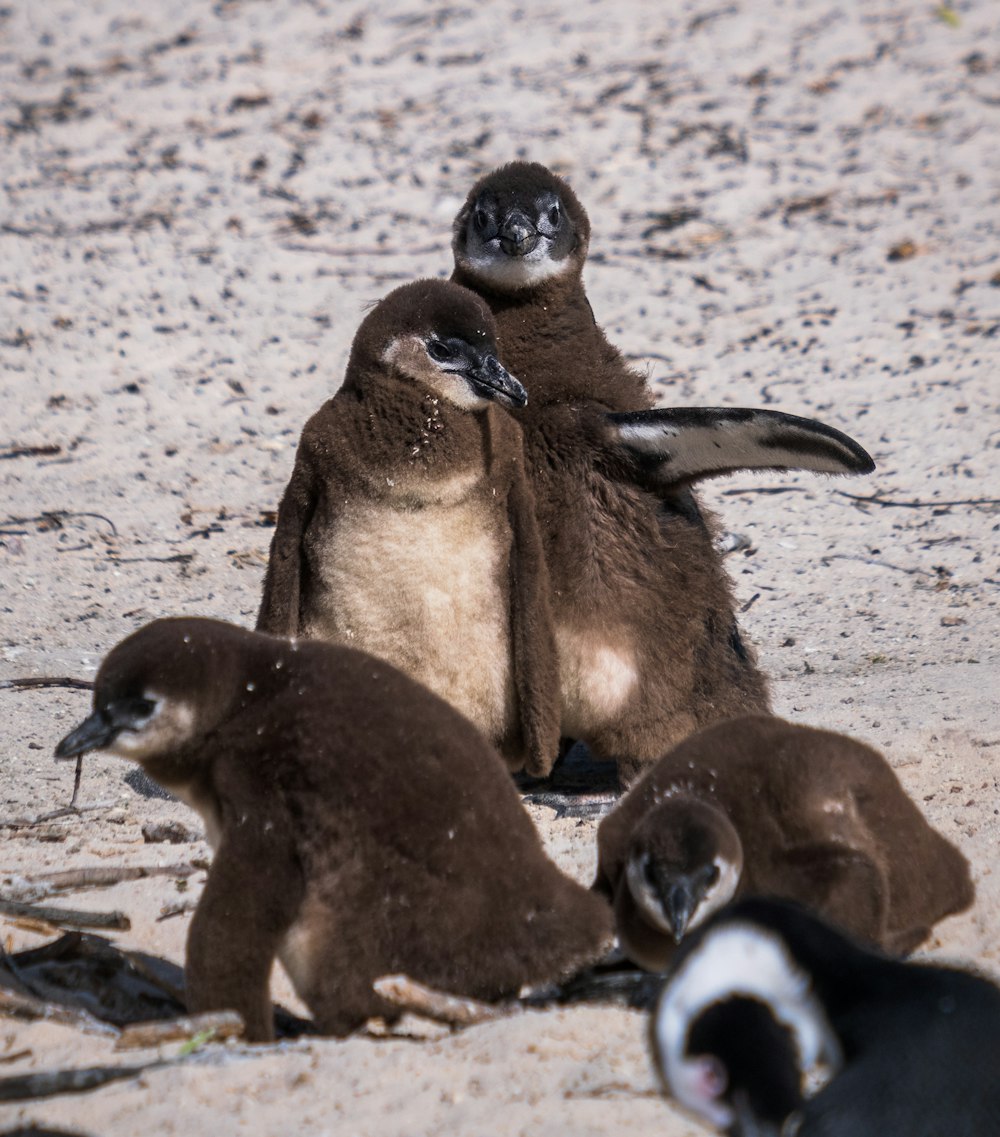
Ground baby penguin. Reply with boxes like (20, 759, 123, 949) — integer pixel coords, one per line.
(453, 163, 875, 786)
(594, 716, 973, 970)
(54, 618, 613, 1042)
(257, 278, 560, 776)
(653, 898, 1000, 1137)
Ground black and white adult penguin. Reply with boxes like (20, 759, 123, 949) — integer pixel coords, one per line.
(594, 716, 974, 971)
(452, 162, 875, 786)
(54, 618, 614, 1042)
(256, 278, 560, 776)
(652, 897, 1000, 1137)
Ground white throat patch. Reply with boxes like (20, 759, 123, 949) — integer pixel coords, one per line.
(655, 922, 841, 1126)
(381, 335, 489, 410)
(107, 690, 197, 760)
(459, 248, 569, 289)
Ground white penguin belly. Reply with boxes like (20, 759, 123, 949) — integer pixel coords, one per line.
(556, 625, 639, 737)
(304, 494, 516, 741)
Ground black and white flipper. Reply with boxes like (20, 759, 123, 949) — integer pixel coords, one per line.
(605, 407, 875, 486)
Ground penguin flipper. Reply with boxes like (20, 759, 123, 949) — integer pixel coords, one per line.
(256, 443, 319, 636)
(185, 820, 304, 1041)
(604, 407, 875, 487)
(505, 439, 562, 778)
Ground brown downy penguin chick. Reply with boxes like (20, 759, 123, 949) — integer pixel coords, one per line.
(54, 618, 613, 1042)
(256, 278, 560, 776)
(453, 163, 875, 786)
(594, 715, 973, 971)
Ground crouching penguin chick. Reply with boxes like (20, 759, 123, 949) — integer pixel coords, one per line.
(594, 716, 973, 970)
(55, 618, 613, 1041)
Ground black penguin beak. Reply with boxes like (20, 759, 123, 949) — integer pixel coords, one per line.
(665, 879, 699, 944)
(499, 209, 539, 257)
(55, 710, 114, 760)
(466, 353, 528, 409)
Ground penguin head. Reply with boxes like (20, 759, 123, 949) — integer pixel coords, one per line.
(452, 162, 589, 291)
(350, 279, 527, 410)
(653, 912, 841, 1135)
(54, 618, 253, 775)
(625, 797, 743, 944)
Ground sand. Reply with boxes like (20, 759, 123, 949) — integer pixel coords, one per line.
(1, 0, 998, 1133)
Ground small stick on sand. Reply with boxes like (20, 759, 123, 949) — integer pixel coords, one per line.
(0, 677, 94, 691)
(0, 987, 119, 1038)
(0, 899, 130, 931)
(25, 864, 198, 894)
(116, 1010, 244, 1050)
(0, 1059, 164, 1103)
(373, 974, 514, 1028)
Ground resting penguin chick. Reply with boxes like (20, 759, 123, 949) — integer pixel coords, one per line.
(256, 278, 560, 776)
(594, 716, 973, 970)
(653, 898, 1000, 1137)
(54, 618, 613, 1042)
(453, 163, 875, 786)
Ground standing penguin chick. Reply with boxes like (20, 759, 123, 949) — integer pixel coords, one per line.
(653, 898, 1000, 1137)
(453, 164, 875, 785)
(257, 278, 560, 776)
(54, 618, 613, 1042)
(594, 716, 973, 970)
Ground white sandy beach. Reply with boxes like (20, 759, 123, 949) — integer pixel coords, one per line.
(1, 0, 998, 1133)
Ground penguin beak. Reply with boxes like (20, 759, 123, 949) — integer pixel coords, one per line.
(55, 709, 115, 760)
(54, 697, 157, 760)
(665, 878, 699, 944)
(499, 209, 539, 257)
(466, 353, 528, 409)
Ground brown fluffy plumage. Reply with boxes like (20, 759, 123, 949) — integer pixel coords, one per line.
(256, 279, 560, 775)
(595, 715, 974, 970)
(55, 618, 613, 1041)
(453, 163, 873, 786)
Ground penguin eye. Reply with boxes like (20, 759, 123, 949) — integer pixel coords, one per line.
(473, 206, 490, 232)
(426, 340, 452, 363)
(547, 203, 561, 227)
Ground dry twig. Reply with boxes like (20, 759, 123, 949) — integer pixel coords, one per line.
(836, 491, 1000, 509)
(0, 987, 119, 1037)
(373, 974, 512, 1027)
(116, 1011, 244, 1050)
(25, 864, 197, 894)
(0, 899, 130, 932)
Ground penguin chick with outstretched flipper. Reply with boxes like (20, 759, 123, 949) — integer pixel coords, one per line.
(453, 163, 875, 786)
(653, 898, 1000, 1137)
(256, 279, 560, 776)
(54, 618, 613, 1042)
(594, 716, 972, 970)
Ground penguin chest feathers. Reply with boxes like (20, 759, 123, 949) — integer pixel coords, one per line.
(303, 466, 516, 740)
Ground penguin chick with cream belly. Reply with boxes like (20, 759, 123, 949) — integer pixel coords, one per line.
(257, 279, 560, 776)
(595, 716, 973, 971)
(54, 618, 613, 1042)
(453, 164, 875, 786)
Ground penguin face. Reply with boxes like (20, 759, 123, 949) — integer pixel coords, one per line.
(53, 618, 240, 771)
(348, 280, 528, 410)
(654, 920, 840, 1133)
(625, 799, 743, 943)
(381, 331, 527, 411)
(55, 689, 196, 763)
(453, 162, 589, 291)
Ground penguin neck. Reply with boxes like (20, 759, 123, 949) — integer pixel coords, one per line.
(452, 265, 650, 416)
(346, 367, 495, 482)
